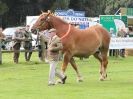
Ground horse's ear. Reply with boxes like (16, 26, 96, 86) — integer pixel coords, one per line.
(48, 10, 51, 14)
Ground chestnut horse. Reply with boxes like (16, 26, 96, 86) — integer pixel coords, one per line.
(31, 12, 110, 81)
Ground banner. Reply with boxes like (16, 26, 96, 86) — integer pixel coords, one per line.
(26, 16, 39, 26)
(109, 37, 133, 49)
(55, 9, 85, 17)
(26, 16, 97, 29)
(58, 16, 90, 24)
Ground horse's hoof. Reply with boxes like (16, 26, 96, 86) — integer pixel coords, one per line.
(99, 77, 105, 81)
(77, 78, 83, 82)
(77, 79, 83, 82)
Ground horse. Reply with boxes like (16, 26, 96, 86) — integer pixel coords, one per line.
(31, 11, 111, 81)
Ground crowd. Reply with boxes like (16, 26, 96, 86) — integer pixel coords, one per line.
(0, 26, 66, 86)
(109, 26, 133, 58)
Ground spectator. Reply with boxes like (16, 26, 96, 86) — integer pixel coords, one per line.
(23, 25, 33, 61)
(0, 27, 6, 40)
(0, 27, 6, 64)
(12, 28, 24, 63)
(109, 28, 116, 57)
(117, 28, 127, 57)
(128, 26, 133, 37)
(0, 27, 6, 49)
(37, 30, 48, 62)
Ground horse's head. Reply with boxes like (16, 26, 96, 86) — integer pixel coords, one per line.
(31, 11, 52, 34)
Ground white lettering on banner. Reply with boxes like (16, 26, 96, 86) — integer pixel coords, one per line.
(109, 37, 133, 49)
(27, 16, 97, 27)
(59, 16, 90, 24)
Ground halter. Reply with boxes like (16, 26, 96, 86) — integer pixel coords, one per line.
(37, 13, 51, 31)
(61, 24, 71, 40)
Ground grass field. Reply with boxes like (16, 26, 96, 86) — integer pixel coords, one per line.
(0, 52, 133, 99)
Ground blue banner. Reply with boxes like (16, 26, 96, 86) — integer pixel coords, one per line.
(55, 9, 85, 17)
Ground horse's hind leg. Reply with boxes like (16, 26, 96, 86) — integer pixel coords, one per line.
(100, 51, 108, 81)
(93, 52, 104, 80)
(94, 50, 108, 81)
(70, 58, 83, 82)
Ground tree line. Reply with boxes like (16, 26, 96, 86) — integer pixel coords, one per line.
(0, 0, 133, 28)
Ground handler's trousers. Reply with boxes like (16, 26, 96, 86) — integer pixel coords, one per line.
(24, 43, 32, 61)
(48, 61, 65, 84)
(13, 43, 21, 63)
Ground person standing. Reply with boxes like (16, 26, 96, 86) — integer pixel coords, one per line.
(0, 27, 6, 40)
(12, 28, 24, 63)
(109, 28, 117, 57)
(47, 28, 67, 86)
(0, 27, 6, 64)
(23, 25, 33, 61)
(0, 27, 6, 49)
(128, 26, 133, 37)
(117, 28, 127, 57)
(37, 30, 48, 62)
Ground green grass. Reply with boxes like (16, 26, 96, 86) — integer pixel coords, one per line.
(0, 52, 133, 99)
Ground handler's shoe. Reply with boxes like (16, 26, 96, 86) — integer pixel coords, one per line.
(62, 76, 67, 84)
(48, 83, 55, 86)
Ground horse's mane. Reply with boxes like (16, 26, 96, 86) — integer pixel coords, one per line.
(53, 15, 69, 25)
(40, 12, 69, 25)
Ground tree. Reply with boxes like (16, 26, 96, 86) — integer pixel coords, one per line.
(0, 1, 8, 15)
(105, 0, 133, 15)
(1, 0, 133, 27)
(51, 0, 70, 10)
(0, 1, 8, 27)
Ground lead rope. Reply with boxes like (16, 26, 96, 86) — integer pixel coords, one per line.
(61, 24, 71, 40)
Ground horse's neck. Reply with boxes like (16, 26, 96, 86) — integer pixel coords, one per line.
(51, 17, 69, 37)
(56, 25, 69, 37)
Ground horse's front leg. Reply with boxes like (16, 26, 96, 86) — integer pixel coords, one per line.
(61, 52, 71, 74)
(70, 57, 83, 82)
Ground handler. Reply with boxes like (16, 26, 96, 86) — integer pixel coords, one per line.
(47, 28, 67, 86)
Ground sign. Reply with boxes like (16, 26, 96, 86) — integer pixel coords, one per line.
(26, 16, 39, 30)
(58, 16, 97, 29)
(26, 16, 97, 29)
(58, 16, 90, 24)
(55, 9, 85, 17)
(26, 16, 39, 26)
(109, 37, 133, 49)
(100, 15, 128, 35)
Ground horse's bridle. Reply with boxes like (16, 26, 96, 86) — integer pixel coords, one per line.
(36, 13, 51, 31)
